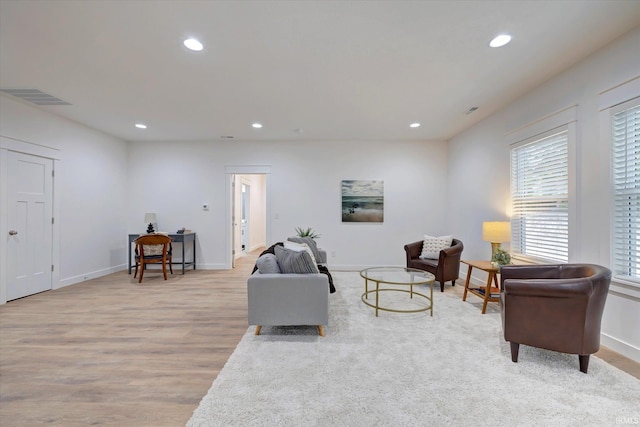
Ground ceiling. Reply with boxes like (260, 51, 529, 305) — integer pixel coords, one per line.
(1, 0, 639, 143)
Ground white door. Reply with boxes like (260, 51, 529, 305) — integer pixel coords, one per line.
(6, 151, 53, 300)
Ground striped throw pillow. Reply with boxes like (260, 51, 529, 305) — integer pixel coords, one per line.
(275, 246, 318, 274)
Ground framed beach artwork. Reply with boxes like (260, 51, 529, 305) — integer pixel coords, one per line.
(341, 180, 384, 223)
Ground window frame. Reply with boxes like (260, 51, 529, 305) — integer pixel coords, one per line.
(510, 126, 571, 264)
(598, 76, 640, 296)
(506, 105, 577, 265)
(610, 97, 640, 284)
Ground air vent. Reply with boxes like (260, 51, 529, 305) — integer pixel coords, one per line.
(0, 89, 71, 105)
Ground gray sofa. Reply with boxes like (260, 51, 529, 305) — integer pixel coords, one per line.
(247, 238, 330, 336)
(248, 272, 329, 336)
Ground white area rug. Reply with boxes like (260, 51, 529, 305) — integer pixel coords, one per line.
(188, 272, 640, 426)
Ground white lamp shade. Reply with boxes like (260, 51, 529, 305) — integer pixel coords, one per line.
(144, 213, 157, 224)
(482, 221, 511, 243)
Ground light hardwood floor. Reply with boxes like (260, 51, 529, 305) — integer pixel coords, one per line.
(1, 252, 638, 426)
(0, 251, 259, 427)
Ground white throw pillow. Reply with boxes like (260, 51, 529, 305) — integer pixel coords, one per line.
(283, 240, 319, 272)
(420, 235, 453, 259)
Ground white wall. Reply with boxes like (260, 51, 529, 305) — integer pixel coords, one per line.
(127, 139, 448, 270)
(0, 96, 448, 288)
(0, 95, 128, 297)
(447, 27, 640, 361)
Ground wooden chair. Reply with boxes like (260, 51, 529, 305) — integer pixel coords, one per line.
(133, 234, 173, 283)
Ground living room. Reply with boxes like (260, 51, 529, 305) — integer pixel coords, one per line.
(1, 1, 639, 425)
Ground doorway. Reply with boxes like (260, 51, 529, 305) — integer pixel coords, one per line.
(241, 183, 250, 253)
(225, 166, 270, 269)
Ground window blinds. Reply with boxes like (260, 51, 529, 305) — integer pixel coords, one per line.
(612, 101, 640, 280)
(511, 131, 569, 262)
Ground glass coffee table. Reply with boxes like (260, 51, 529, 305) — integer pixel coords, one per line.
(360, 267, 436, 317)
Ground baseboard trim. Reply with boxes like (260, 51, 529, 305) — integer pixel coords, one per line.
(57, 264, 126, 289)
(600, 334, 640, 363)
(196, 263, 228, 270)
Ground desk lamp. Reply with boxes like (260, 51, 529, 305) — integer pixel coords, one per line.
(482, 221, 511, 258)
(144, 213, 157, 234)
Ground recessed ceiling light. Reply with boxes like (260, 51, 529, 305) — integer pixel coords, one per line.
(184, 38, 204, 51)
(409, 123, 421, 128)
(252, 123, 263, 129)
(135, 123, 147, 129)
(489, 34, 512, 48)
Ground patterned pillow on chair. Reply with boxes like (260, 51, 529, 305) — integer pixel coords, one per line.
(420, 235, 453, 259)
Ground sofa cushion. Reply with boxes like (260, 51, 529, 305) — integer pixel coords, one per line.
(275, 246, 319, 274)
(256, 253, 281, 274)
(251, 242, 284, 274)
(420, 235, 453, 259)
(287, 237, 322, 262)
(284, 240, 319, 269)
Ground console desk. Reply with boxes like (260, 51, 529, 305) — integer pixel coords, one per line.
(128, 233, 196, 275)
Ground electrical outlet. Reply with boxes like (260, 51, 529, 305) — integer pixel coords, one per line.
(331, 251, 336, 258)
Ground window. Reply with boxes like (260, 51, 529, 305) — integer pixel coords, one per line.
(611, 99, 640, 282)
(511, 129, 569, 263)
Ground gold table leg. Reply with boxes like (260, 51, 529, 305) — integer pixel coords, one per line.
(430, 280, 434, 317)
(375, 282, 379, 317)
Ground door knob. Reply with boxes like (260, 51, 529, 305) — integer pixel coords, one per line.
(9, 230, 18, 236)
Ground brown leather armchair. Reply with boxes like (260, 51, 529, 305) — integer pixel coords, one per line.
(500, 264, 611, 373)
(404, 239, 463, 292)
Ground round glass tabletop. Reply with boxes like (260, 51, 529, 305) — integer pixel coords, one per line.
(360, 267, 435, 285)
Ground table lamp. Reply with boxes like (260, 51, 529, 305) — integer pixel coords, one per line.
(144, 213, 157, 234)
(482, 221, 511, 258)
